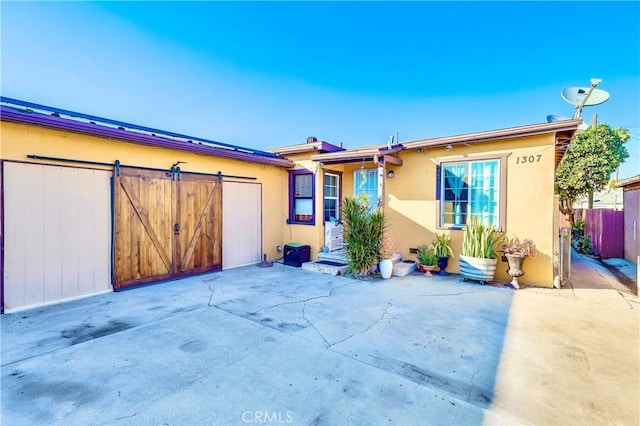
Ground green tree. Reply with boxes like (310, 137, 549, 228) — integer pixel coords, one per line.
(555, 124, 629, 224)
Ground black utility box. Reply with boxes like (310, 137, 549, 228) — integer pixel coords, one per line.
(283, 243, 311, 267)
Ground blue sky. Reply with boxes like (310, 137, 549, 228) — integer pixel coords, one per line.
(2, 1, 639, 178)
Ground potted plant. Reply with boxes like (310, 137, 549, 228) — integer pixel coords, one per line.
(460, 217, 504, 284)
(500, 237, 538, 289)
(379, 235, 396, 279)
(430, 233, 453, 276)
(416, 244, 438, 276)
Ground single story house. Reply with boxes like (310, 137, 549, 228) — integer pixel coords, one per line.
(1, 97, 581, 312)
(270, 120, 581, 288)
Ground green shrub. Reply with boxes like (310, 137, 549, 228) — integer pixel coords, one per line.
(416, 244, 437, 266)
(342, 194, 386, 276)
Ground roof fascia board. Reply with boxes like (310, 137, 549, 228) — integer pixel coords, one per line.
(1, 107, 294, 168)
(616, 175, 640, 188)
(268, 141, 344, 155)
(402, 120, 583, 150)
(311, 148, 379, 162)
(1, 96, 279, 159)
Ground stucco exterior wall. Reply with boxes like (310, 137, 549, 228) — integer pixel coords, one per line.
(385, 133, 558, 287)
(1, 121, 288, 262)
(280, 152, 351, 260)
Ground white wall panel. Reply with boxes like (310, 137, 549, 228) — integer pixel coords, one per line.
(3, 162, 111, 312)
(222, 181, 261, 269)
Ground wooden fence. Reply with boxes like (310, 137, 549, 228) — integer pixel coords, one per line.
(573, 208, 624, 258)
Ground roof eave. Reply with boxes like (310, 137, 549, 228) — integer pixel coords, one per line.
(268, 141, 344, 155)
(402, 120, 583, 150)
(616, 175, 640, 188)
(1, 107, 294, 168)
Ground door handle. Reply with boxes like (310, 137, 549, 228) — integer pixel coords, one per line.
(174, 223, 180, 234)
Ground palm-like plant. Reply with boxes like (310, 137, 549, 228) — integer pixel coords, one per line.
(430, 233, 454, 258)
(462, 217, 504, 259)
(342, 194, 386, 276)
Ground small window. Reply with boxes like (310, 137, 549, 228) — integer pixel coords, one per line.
(323, 172, 340, 222)
(289, 170, 314, 225)
(353, 168, 379, 209)
(439, 159, 501, 228)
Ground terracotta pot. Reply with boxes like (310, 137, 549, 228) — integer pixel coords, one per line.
(417, 263, 436, 276)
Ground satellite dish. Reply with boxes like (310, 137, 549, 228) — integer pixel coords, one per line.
(561, 87, 610, 106)
(546, 114, 571, 123)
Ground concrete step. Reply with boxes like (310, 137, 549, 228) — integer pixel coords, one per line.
(393, 260, 417, 277)
(317, 250, 348, 264)
(301, 261, 348, 276)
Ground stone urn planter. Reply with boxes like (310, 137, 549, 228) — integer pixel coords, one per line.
(500, 237, 538, 290)
(505, 254, 526, 289)
(459, 255, 498, 284)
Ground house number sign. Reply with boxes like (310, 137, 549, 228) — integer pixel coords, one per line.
(515, 154, 542, 164)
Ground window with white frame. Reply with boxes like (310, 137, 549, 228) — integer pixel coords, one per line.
(323, 172, 340, 222)
(440, 159, 500, 228)
(353, 168, 378, 209)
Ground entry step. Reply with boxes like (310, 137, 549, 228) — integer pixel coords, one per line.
(301, 260, 348, 276)
(393, 260, 417, 277)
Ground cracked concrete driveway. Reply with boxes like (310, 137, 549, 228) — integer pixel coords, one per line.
(2, 261, 638, 425)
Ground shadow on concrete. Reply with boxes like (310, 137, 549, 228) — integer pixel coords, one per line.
(1, 264, 514, 425)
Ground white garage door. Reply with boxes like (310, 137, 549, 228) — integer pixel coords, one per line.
(3, 162, 112, 312)
(222, 181, 262, 269)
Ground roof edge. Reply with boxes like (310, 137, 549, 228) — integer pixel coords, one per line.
(268, 141, 344, 155)
(1, 106, 294, 168)
(616, 175, 640, 188)
(402, 120, 583, 149)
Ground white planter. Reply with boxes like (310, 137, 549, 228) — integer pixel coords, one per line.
(379, 258, 393, 279)
(459, 255, 498, 283)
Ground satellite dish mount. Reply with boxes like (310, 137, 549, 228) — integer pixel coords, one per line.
(561, 78, 609, 119)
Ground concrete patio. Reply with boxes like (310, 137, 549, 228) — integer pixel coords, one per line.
(1, 252, 638, 425)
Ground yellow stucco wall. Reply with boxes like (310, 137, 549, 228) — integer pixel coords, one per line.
(385, 133, 558, 287)
(2, 120, 561, 286)
(1, 121, 289, 262)
(280, 152, 348, 260)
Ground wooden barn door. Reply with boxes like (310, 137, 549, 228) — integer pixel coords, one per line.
(176, 174, 222, 276)
(113, 168, 221, 290)
(114, 168, 175, 289)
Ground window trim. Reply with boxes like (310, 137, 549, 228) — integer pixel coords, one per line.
(288, 169, 315, 225)
(436, 153, 508, 231)
(322, 170, 342, 223)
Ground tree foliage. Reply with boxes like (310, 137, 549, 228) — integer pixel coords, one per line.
(555, 124, 629, 223)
